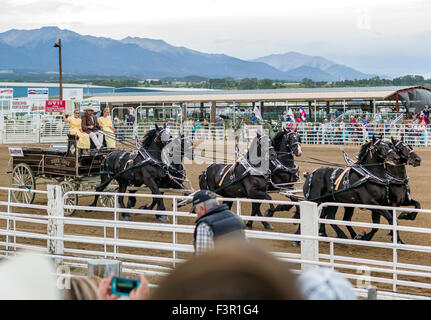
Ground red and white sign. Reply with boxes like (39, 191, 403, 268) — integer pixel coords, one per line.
(11, 100, 30, 112)
(8, 147, 24, 157)
(0, 88, 13, 100)
(45, 100, 65, 112)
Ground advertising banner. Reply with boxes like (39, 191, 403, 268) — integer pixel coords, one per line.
(45, 100, 66, 112)
(0, 88, 13, 100)
(243, 124, 263, 139)
(63, 88, 83, 101)
(11, 99, 30, 112)
(28, 88, 49, 99)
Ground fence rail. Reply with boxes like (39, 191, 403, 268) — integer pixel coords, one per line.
(1, 115, 430, 147)
(0, 185, 431, 299)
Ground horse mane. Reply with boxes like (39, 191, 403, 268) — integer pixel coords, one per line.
(271, 131, 285, 152)
(357, 140, 372, 163)
(142, 128, 158, 149)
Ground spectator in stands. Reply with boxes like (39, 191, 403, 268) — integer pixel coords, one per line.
(95, 110, 101, 118)
(349, 115, 357, 126)
(384, 117, 392, 134)
(374, 111, 382, 124)
(216, 117, 224, 139)
(287, 120, 296, 131)
(190, 190, 245, 255)
(250, 113, 257, 122)
(363, 115, 369, 126)
(321, 119, 332, 144)
(151, 241, 303, 300)
(64, 276, 101, 300)
(63, 110, 91, 153)
(127, 113, 135, 126)
(297, 267, 357, 300)
(423, 105, 430, 124)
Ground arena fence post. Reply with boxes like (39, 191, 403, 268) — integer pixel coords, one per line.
(47, 184, 64, 266)
(299, 201, 319, 271)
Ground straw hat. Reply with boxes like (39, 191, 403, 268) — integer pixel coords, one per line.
(84, 106, 94, 112)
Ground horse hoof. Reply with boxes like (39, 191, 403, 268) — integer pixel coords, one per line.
(263, 210, 271, 217)
(398, 212, 416, 220)
(354, 234, 367, 241)
(319, 232, 328, 237)
(156, 215, 169, 222)
(122, 214, 131, 221)
(263, 223, 274, 230)
(245, 222, 253, 230)
(291, 241, 300, 247)
(139, 205, 148, 210)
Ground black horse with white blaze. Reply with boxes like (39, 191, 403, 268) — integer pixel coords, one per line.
(264, 128, 302, 219)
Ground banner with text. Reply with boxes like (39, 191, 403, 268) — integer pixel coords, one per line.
(11, 99, 30, 112)
(243, 124, 263, 139)
(28, 88, 49, 99)
(45, 100, 66, 112)
(0, 88, 13, 100)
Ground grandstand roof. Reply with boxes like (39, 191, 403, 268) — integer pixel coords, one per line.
(85, 86, 419, 104)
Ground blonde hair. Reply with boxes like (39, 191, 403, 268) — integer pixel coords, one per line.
(63, 276, 100, 300)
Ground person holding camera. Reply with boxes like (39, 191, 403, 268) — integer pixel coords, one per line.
(190, 190, 246, 255)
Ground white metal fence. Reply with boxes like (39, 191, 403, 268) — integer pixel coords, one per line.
(1, 185, 431, 299)
(1, 115, 431, 148)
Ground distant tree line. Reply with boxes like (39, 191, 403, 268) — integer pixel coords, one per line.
(2, 74, 430, 90)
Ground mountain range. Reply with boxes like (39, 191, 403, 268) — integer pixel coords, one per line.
(0, 26, 375, 81)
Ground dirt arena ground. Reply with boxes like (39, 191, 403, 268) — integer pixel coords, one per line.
(1, 142, 431, 296)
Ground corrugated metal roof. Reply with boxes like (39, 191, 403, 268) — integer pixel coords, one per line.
(86, 86, 412, 104)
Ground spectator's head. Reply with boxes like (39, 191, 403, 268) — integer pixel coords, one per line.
(103, 108, 110, 117)
(73, 109, 80, 118)
(63, 276, 100, 300)
(190, 190, 219, 217)
(151, 241, 303, 300)
(297, 267, 357, 300)
(0, 252, 61, 299)
(84, 106, 94, 114)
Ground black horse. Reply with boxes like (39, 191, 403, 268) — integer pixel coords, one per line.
(139, 133, 194, 211)
(90, 125, 173, 221)
(199, 133, 277, 230)
(341, 136, 421, 242)
(264, 128, 302, 219)
(301, 136, 401, 244)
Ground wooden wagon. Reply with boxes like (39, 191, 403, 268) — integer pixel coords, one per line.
(8, 135, 118, 215)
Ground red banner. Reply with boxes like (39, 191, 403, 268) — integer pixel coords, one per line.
(45, 100, 65, 112)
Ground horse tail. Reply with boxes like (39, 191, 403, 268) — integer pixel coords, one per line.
(199, 167, 210, 190)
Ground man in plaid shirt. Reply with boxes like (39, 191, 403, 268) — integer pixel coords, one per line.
(190, 190, 245, 255)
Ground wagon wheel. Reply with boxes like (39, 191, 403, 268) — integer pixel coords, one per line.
(10, 163, 36, 204)
(60, 180, 78, 216)
(98, 186, 117, 208)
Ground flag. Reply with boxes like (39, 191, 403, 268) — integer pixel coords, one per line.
(253, 106, 263, 121)
(287, 108, 294, 118)
(300, 107, 307, 121)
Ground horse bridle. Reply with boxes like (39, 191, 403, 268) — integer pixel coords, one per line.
(362, 139, 396, 165)
(277, 131, 301, 156)
(394, 140, 414, 162)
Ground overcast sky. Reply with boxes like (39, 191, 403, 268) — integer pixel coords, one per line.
(1, 0, 430, 77)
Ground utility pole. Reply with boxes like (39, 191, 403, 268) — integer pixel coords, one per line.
(53, 39, 63, 101)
